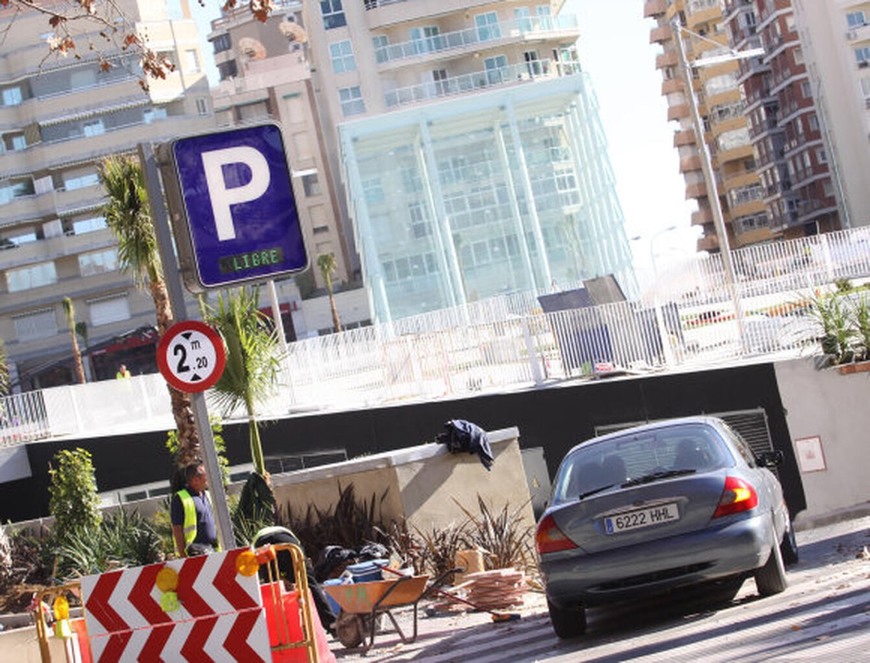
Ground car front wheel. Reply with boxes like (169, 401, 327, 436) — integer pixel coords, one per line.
(547, 598, 587, 639)
(755, 537, 788, 596)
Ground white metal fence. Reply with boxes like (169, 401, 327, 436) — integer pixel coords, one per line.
(4, 227, 870, 442)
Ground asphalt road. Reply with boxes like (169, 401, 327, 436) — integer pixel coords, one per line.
(333, 516, 870, 662)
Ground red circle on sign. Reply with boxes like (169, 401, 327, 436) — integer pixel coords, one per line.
(156, 320, 226, 393)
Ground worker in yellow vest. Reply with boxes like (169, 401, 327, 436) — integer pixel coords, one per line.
(171, 463, 219, 557)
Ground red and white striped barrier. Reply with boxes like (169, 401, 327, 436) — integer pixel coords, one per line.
(80, 548, 270, 662)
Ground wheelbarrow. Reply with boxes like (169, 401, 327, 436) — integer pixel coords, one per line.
(323, 569, 456, 651)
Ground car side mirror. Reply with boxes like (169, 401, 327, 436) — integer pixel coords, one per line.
(756, 450, 783, 468)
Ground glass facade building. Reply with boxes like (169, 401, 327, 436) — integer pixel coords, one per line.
(339, 75, 636, 323)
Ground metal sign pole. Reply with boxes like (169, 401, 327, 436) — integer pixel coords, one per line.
(139, 142, 234, 552)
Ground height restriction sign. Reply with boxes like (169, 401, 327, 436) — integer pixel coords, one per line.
(157, 321, 226, 393)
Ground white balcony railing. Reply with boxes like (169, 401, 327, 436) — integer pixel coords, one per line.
(375, 15, 579, 65)
(385, 59, 575, 108)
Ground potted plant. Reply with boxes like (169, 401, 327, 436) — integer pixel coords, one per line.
(807, 280, 870, 374)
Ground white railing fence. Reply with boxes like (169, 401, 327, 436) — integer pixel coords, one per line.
(5, 226, 869, 441)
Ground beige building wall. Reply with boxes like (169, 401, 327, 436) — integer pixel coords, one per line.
(792, 0, 870, 228)
(774, 357, 870, 525)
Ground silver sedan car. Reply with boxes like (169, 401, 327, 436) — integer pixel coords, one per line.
(536, 416, 797, 639)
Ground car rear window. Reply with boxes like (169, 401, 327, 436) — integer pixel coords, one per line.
(553, 423, 734, 504)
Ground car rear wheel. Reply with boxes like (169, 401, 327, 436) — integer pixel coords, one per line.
(755, 537, 788, 596)
(547, 599, 586, 639)
(780, 521, 799, 567)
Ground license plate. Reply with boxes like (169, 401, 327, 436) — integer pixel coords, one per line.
(604, 503, 680, 534)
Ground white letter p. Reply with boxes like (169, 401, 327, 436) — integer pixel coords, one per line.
(201, 146, 270, 241)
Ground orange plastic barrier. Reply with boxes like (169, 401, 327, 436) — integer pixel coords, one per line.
(260, 583, 336, 662)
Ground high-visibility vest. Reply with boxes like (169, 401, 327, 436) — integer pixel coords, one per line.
(176, 489, 198, 549)
(176, 488, 220, 553)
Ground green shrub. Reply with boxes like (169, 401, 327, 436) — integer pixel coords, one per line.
(48, 449, 101, 545)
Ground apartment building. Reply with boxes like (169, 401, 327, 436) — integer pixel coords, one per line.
(207, 0, 354, 296)
(647, 0, 776, 254)
(646, 0, 848, 257)
(0, 1, 213, 390)
(792, 0, 870, 229)
(729, 0, 840, 238)
(298, 1, 636, 322)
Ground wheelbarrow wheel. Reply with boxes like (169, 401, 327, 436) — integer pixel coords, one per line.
(335, 611, 366, 648)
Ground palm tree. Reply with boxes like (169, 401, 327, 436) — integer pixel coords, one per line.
(0, 338, 9, 396)
(317, 253, 342, 333)
(203, 287, 281, 475)
(99, 155, 200, 466)
(62, 298, 86, 384)
(203, 287, 282, 523)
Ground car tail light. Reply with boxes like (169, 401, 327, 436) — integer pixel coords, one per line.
(713, 476, 759, 518)
(536, 514, 578, 554)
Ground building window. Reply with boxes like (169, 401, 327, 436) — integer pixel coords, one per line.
(475, 12, 501, 41)
(339, 85, 365, 117)
(808, 114, 819, 132)
(217, 60, 238, 80)
(64, 171, 100, 190)
(313, 225, 330, 235)
(78, 248, 119, 277)
(321, 0, 346, 29)
(847, 12, 867, 29)
(88, 294, 130, 326)
(72, 216, 107, 235)
(7, 261, 57, 292)
(856, 46, 870, 66)
(13, 308, 57, 341)
(83, 119, 105, 137)
(408, 203, 430, 238)
(372, 35, 389, 63)
(0, 178, 35, 205)
(185, 49, 201, 72)
(212, 33, 231, 54)
(329, 40, 356, 73)
(196, 98, 209, 116)
(143, 107, 168, 124)
(2, 86, 22, 106)
(302, 173, 321, 197)
(816, 148, 827, 164)
(362, 177, 384, 204)
(9, 133, 26, 151)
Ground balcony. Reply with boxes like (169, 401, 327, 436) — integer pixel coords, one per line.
(692, 207, 713, 226)
(0, 227, 116, 271)
(650, 24, 673, 44)
(644, 0, 667, 18)
(384, 59, 571, 110)
(374, 15, 579, 68)
(656, 50, 678, 69)
(686, 182, 710, 199)
(697, 234, 720, 252)
(674, 129, 697, 147)
(667, 103, 689, 121)
(679, 155, 703, 173)
(845, 23, 870, 42)
(662, 78, 682, 94)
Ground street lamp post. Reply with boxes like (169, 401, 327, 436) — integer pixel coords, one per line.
(672, 21, 763, 352)
(631, 224, 678, 367)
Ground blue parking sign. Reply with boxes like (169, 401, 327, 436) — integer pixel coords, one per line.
(171, 124, 308, 289)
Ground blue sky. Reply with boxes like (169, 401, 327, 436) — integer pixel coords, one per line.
(187, 0, 699, 272)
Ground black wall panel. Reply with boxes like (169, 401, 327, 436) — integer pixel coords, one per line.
(1, 363, 805, 523)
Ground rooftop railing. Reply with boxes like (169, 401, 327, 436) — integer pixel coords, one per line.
(5, 227, 870, 443)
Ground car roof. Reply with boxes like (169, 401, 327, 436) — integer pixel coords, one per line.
(567, 416, 725, 456)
